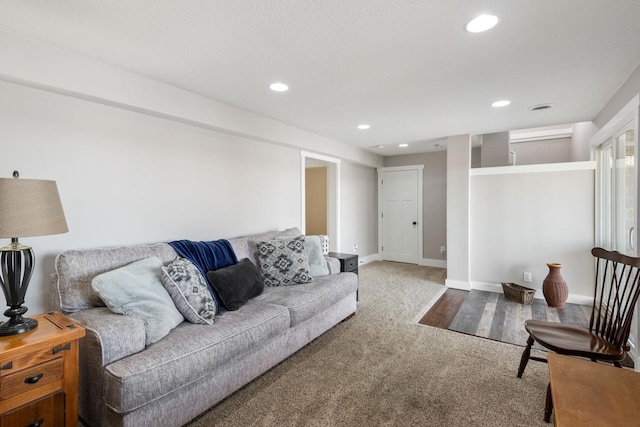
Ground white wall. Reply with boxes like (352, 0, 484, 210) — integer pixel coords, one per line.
(340, 162, 378, 259)
(470, 163, 596, 301)
(0, 80, 303, 313)
(446, 134, 471, 288)
(481, 132, 509, 167)
(510, 137, 572, 165)
(571, 121, 597, 161)
(0, 33, 382, 315)
(595, 63, 640, 129)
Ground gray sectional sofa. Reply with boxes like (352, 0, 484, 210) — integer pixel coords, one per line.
(49, 228, 358, 427)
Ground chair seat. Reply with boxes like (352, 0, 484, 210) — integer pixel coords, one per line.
(525, 319, 624, 361)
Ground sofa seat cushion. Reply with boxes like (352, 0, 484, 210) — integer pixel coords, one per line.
(103, 302, 289, 413)
(250, 272, 358, 326)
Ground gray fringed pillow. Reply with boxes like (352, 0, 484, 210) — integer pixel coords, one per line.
(161, 257, 216, 324)
(256, 235, 313, 286)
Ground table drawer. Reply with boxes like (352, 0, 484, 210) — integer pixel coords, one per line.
(0, 358, 63, 400)
(344, 257, 358, 272)
(1, 391, 64, 427)
(0, 343, 67, 375)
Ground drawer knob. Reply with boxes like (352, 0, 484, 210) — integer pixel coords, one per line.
(27, 419, 44, 427)
(24, 373, 44, 384)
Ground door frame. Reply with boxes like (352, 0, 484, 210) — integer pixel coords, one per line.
(592, 94, 640, 252)
(377, 165, 424, 263)
(590, 93, 640, 371)
(300, 151, 341, 252)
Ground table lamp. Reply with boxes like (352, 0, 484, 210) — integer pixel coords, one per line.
(0, 172, 68, 335)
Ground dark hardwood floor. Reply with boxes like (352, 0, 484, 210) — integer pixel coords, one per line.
(418, 288, 468, 328)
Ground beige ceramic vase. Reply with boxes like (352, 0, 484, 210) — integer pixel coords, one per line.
(542, 262, 568, 308)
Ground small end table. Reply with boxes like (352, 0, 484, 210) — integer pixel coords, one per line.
(328, 252, 359, 299)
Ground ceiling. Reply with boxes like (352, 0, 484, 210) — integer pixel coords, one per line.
(1, 1, 639, 156)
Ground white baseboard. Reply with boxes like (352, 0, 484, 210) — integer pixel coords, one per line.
(419, 258, 447, 268)
(358, 254, 379, 265)
(358, 253, 445, 268)
(445, 279, 470, 290)
(358, 254, 445, 267)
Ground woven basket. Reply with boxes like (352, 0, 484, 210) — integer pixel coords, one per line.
(501, 282, 535, 305)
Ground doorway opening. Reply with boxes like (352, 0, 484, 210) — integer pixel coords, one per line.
(301, 152, 340, 252)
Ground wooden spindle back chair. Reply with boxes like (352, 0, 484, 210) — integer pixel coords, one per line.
(517, 247, 640, 378)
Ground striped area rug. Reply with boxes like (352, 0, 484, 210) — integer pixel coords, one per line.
(448, 290, 591, 347)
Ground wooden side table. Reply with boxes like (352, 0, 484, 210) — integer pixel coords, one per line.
(0, 311, 86, 427)
(547, 353, 640, 426)
(328, 252, 359, 300)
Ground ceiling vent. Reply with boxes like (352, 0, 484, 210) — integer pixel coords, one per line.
(528, 103, 554, 112)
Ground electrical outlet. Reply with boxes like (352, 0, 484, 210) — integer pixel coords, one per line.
(440, 246, 446, 254)
(523, 272, 532, 282)
(353, 243, 358, 253)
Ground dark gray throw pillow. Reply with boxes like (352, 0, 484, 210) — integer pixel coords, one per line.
(206, 258, 264, 311)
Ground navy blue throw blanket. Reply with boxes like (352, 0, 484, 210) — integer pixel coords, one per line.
(168, 239, 238, 311)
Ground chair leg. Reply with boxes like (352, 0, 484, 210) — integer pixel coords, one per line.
(517, 336, 535, 378)
(544, 382, 553, 423)
(613, 361, 622, 368)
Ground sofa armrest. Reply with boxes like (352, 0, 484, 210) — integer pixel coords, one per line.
(66, 308, 146, 425)
(68, 307, 146, 366)
(325, 256, 341, 275)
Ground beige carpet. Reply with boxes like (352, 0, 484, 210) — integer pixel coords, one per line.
(187, 261, 550, 427)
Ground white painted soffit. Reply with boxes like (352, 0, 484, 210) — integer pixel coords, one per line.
(0, 31, 383, 168)
(510, 124, 574, 143)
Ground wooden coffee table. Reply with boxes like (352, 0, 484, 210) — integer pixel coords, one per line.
(547, 353, 640, 426)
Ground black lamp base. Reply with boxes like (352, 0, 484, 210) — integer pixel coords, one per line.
(0, 242, 38, 336)
(0, 316, 37, 336)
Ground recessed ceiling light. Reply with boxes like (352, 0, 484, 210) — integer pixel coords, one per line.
(357, 124, 371, 130)
(398, 143, 409, 148)
(269, 82, 289, 92)
(492, 100, 511, 107)
(465, 15, 498, 33)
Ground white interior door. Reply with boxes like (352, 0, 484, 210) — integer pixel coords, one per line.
(379, 169, 419, 263)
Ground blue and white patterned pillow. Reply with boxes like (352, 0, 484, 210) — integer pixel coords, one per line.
(256, 235, 313, 286)
(161, 257, 216, 324)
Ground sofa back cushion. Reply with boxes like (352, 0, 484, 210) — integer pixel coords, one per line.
(53, 243, 177, 313)
(52, 228, 301, 313)
(228, 227, 301, 266)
